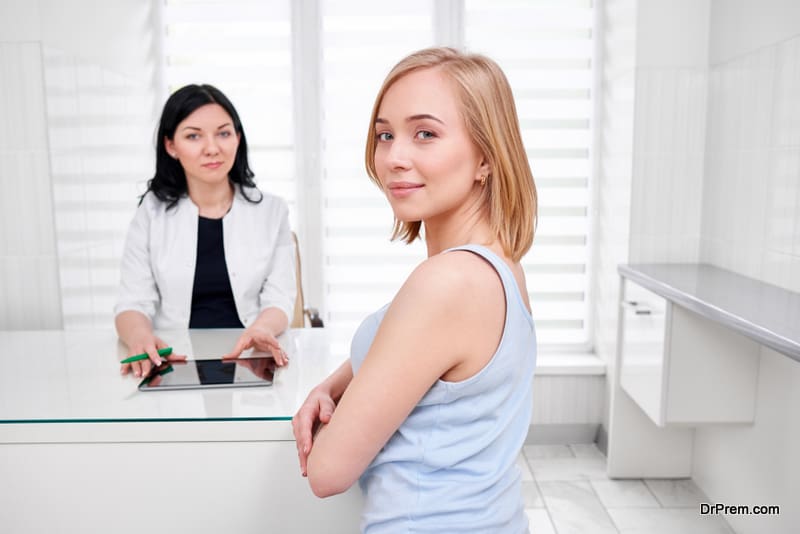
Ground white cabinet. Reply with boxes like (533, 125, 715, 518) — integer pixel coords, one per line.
(619, 279, 760, 427)
(618, 281, 669, 425)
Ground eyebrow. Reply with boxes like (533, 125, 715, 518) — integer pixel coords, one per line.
(375, 114, 445, 126)
(180, 122, 233, 131)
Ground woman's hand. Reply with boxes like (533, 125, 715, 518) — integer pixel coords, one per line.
(120, 334, 186, 378)
(223, 325, 289, 366)
(292, 386, 337, 477)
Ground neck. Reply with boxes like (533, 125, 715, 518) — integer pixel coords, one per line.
(188, 180, 235, 219)
(423, 194, 494, 257)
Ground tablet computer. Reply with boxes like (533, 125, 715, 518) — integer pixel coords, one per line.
(138, 357, 275, 391)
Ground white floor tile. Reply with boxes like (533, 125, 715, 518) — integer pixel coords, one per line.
(570, 443, 606, 459)
(522, 481, 544, 508)
(539, 481, 619, 534)
(517, 453, 534, 482)
(525, 509, 556, 534)
(607, 508, 734, 534)
(524, 446, 740, 534)
(644, 478, 708, 507)
(528, 456, 609, 482)
(590, 480, 661, 508)
(523, 444, 574, 459)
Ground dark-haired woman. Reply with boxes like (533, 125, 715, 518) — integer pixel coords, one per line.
(115, 84, 295, 378)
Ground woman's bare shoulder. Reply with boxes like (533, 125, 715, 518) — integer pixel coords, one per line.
(392, 249, 504, 323)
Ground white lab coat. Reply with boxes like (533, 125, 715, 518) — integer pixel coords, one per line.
(114, 185, 296, 329)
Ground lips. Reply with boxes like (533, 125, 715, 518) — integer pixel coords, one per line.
(202, 162, 223, 169)
(387, 181, 424, 198)
(387, 182, 424, 191)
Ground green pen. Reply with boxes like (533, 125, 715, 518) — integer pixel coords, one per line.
(120, 347, 173, 364)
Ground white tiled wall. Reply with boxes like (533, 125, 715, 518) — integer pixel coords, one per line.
(692, 10, 800, 532)
(621, 0, 710, 266)
(700, 34, 800, 293)
(709, 0, 800, 65)
(628, 67, 707, 264)
(0, 42, 63, 329)
(635, 0, 710, 69)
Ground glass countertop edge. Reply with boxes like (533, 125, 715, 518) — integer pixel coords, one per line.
(0, 416, 293, 424)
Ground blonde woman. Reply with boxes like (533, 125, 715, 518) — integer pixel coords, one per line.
(293, 47, 538, 533)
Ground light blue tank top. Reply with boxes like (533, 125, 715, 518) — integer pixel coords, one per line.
(350, 244, 537, 533)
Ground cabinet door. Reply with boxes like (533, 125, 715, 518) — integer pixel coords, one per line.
(619, 281, 669, 426)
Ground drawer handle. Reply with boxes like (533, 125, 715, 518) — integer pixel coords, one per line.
(621, 300, 653, 315)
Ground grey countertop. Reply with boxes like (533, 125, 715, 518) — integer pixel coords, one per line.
(618, 263, 800, 363)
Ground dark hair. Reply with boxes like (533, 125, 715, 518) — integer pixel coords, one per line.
(141, 84, 261, 208)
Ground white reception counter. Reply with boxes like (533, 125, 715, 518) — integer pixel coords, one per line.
(0, 328, 363, 533)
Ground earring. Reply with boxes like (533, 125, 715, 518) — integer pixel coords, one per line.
(480, 175, 487, 187)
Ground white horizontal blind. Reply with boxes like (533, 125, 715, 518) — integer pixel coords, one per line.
(42, 8, 158, 329)
(465, 0, 595, 349)
(162, 0, 297, 227)
(160, 0, 594, 353)
(320, 1, 434, 355)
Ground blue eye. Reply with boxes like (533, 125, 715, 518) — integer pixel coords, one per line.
(219, 131, 232, 138)
(416, 130, 435, 140)
(186, 133, 199, 140)
(377, 132, 393, 142)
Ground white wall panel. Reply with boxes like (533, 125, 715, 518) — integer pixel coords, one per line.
(0, 256, 62, 330)
(694, 5, 800, 532)
(531, 375, 604, 425)
(0, 0, 40, 42)
(628, 67, 707, 265)
(0, 41, 62, 330)
(636, 0, 710, 68)
(709, 0, 800, 65)
(700, 35, 800, 293)
(693, 346, 800, 534)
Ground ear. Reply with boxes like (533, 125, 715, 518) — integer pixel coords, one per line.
(475, 158, 491, 182)
(164, 137, 176, 158)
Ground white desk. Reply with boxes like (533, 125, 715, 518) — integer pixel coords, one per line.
(0, 329, 363, 534)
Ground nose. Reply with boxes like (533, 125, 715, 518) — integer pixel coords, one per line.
(384, 137, 412, 172)
(203, 136, 220, 155)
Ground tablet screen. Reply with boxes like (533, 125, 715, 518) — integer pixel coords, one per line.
(138, 358, 275, 391)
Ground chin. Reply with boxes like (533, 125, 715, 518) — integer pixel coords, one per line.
(390, 208, 424, 224)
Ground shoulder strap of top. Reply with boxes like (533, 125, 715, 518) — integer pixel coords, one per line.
(444, 244, 514, 285)
(445, 244, 533, 327)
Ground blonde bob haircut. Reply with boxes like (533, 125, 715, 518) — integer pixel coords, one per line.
(364, 47, 537, 262)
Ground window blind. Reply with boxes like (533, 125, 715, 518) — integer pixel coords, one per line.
(320, 0, 595, 352)
(464, 0, 595, 349)
(320, 1, 434, 355)
(50, 0, 596, 355)
(162, 0, 297, 227)
(43, 14, 157, 329)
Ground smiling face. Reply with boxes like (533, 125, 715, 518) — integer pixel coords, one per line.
(164, 103, 240, 190)
(373, 67, 488, 226)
